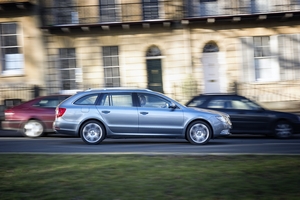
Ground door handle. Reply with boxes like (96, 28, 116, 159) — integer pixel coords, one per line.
(102, 111, 110, 114)
(140, 112, 148, 115)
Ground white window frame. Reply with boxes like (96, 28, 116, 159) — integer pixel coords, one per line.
(240, 36, 279, 82)
(102, 46, 120, 87)
(143, 0, 164, 21)
(99, 0, 120, 23)
(0, 22, 24, 76)
(58, 48, 77, 91)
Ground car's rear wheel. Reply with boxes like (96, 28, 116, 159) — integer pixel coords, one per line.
(80, 120, 105, 144)
(186, 121, 212, 145)
(22, 120, 44, 138)
(274, 120, 293, 138)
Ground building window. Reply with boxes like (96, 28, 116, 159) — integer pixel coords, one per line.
(199, 0, 219, 16)
(99, 0, 119, 22)
(250, 0, 271, 13)
(203, 42, 219, 53)
(58, 48, 77, 90)
(241, 36, 279, 82)
(143, 0, 159, 20)
(102, 46, 120, 87)
(0, 23, 23, 74)
(278, 34, 300, 80)
(253, 36, 273, 81)
(146, 46, 161, 57)
(53, 0, 78, 25)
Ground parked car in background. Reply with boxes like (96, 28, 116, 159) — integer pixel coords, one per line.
(185, 94, 300, 138)
(53, 88, 232, 145)
(2, 95, 71, 137)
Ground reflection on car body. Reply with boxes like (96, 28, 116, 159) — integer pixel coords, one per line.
(2, 95, 71, 137)
(186, 94, 300, 138)
(53, 88, 232, 145)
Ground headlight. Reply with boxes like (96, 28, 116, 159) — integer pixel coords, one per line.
(216, 116, 226, 123)
(216, 115, 231, 125)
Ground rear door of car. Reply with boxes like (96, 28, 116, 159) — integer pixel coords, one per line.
(136, 93, 184, 135)
(96, 92, 138, 134)
(31, 95, 69, 130)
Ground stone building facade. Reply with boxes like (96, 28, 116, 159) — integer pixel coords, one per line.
(1, 0, 300, 111)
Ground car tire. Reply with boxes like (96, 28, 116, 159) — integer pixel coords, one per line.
(22, 120, 45, 138)
(274, 120, 293, 139)
(80, 120, 105, 144)
(186, 121, 212, 145)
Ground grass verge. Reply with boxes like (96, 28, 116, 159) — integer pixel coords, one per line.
(1, 154, 300, 200)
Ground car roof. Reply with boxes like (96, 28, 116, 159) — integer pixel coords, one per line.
(196, 93, 244, 97)
(80, 88, 153, 93)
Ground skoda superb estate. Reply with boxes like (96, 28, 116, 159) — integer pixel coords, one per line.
(53, 88, 231, 145)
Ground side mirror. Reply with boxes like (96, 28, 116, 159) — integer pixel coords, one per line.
(169, 102, 177, 109)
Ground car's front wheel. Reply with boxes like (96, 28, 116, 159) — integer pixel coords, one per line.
(186, 121, 212, 145)
(80, 120, 105, 144)
(22, 120, 45, 138)
(274, 120, 293, 139)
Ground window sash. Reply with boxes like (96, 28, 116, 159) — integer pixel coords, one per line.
(59, 48, 77, 90)
(0, 22, 23, 72)
(102, 46, 120, 87)
(143, 0, 159, 20)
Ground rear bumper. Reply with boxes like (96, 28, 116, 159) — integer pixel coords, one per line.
(1, 120, 22, 131)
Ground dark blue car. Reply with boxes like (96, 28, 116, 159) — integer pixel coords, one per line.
(186, 94, 300, 138)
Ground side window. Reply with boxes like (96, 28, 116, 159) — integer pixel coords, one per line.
(34, 98, 60, 108)
(100, 93, 133, 107)
(138, 93, 170, 108)
(231, 100, 251, 110)
(101, 94, 110, 106)
(186, 96, 208, 107)
(207, 99, 226, 109)
(74, 94, 98, 105)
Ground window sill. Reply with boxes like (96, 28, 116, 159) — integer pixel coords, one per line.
(1, 70, 24, 77)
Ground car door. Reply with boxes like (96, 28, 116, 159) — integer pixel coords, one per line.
(96, 93, 138, 134)
(137, 93, 184, 135)
(228, 96, 270, 133)
(206, 96, 269, 133)
(31, 95, 70, 130)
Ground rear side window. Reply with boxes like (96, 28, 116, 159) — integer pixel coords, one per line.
(100, 93, 133, 107)
(186, 96, 208, 107)
(33, 97, 62, 108)
(74, 94, 99, 105)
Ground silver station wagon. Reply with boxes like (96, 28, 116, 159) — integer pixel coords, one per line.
(53, 88, 231, 145)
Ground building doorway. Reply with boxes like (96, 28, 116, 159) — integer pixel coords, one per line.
(146, 46, 163, 93)
(202, 42, 221, 93)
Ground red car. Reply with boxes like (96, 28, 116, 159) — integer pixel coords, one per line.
(1, 95, 71, 137)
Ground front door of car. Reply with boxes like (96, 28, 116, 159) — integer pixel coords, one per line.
(137, 93, 184, 135)
(96, 93, 138, 134)
(205, 96, 269, 134)
(225, 97, 269, 133)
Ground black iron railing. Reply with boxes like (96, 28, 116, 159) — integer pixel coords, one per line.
(185, 0, 300, 18)
(40, 0, 182, 27)
(40, 0, 300, 27)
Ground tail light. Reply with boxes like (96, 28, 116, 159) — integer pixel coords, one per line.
(4, 109, 14, 120)
(56, 107, 66, 118)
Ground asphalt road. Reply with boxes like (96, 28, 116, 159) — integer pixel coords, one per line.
(1, 130, 300, 155)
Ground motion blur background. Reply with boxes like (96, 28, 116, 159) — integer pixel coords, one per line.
(1, 0, 300, 115)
